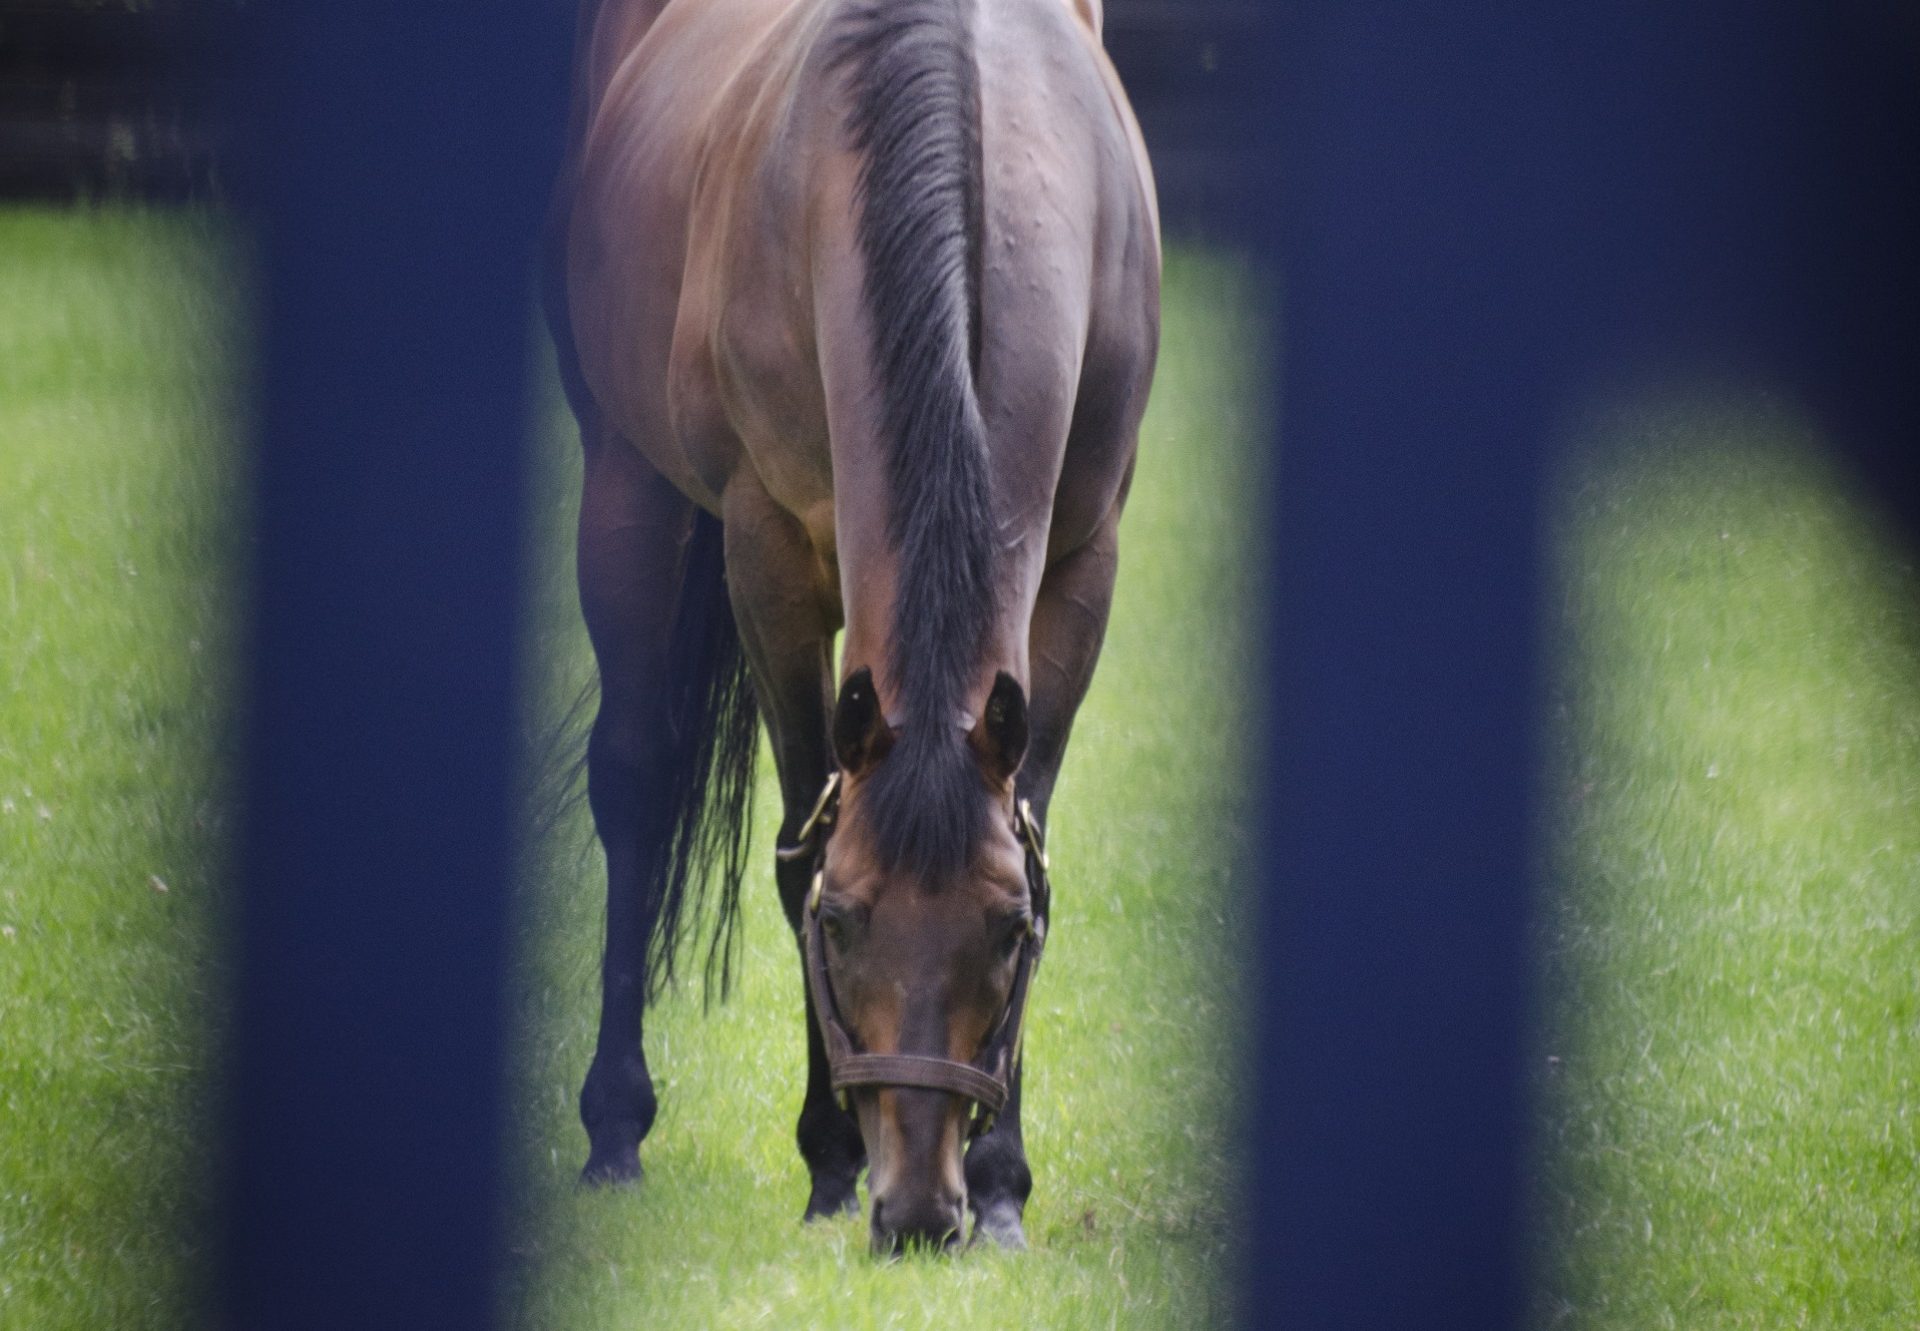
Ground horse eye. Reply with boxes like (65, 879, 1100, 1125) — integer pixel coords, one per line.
(821, 905, 863, 951)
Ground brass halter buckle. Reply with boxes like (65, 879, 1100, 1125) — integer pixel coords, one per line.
(776, 770, 842, 864)
(1015, 797, 1048, 872)
(791, 771, 1052, 1138)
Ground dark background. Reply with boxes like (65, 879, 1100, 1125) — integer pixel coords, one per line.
(2, 0, 1258, 225)
(0, 0, 226, 201)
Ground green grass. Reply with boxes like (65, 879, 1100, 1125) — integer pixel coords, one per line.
(0, 208, 241, 1326)
(6, 206, 1919, 1331)
(1532, 401, 1920, 1329)
(500, 248, 1264, 1328)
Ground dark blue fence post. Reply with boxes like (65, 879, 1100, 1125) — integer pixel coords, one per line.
(1250, 10, 1559, 1327)
(1250, 5, 1917, 1329)
(221, 6, 568, 1329)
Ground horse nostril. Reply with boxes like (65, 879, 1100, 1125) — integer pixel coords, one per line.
(869, 1192, 964, 1256)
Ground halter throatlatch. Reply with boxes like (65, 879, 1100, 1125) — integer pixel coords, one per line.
(781, 771, 1051, 1138)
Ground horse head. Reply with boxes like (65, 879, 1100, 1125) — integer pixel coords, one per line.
(804, 666, 1045, 1252)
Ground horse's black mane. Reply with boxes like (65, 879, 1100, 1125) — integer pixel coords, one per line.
(832, 0, 994, 882)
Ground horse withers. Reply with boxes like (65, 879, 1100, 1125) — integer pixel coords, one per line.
(548, 0, 1159, 1253)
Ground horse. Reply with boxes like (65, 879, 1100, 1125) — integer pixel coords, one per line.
(545, 0, 1159, 1252)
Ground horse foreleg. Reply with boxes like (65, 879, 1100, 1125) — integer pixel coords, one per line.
(576, 436, 697, 1185)
(968, 497, 1125, 1247)
(721, 480, 866, 1221)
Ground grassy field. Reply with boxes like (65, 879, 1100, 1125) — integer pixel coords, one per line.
(1532, 405, 1920, 1329)
(0, 209, 240, 1325)
(4, 207, 1918, 1331)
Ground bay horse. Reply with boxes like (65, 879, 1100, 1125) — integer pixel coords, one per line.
(546, 0, 1159, 1252)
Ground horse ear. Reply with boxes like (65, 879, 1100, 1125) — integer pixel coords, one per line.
(970, 671, 1029, 786)
(833, 667, 895, 775)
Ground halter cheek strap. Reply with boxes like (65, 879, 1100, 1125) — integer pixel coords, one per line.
(788, 773, 1052, 1138)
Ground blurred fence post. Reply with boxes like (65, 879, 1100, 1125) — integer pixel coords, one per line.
(1248, 5, 1917, 1329)
(1247, 9, 1556, 1327)
(221, 5, 568, 1329)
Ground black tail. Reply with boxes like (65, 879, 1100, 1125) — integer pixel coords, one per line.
(638, 509, 759, 1002)
(832, 0, 997, 883)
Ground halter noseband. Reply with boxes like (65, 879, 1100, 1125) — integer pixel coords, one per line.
(778, 771, 1052, 1138)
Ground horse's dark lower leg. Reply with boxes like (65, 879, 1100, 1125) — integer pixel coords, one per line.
(962, 770, 1053, 1247)
(966, 497, 1125, 1246)
(963, 1067, 1033, 1247)
(579, 720, 669, 1183)
(572, 435, 699, 1185)
(778, 854, 866, 1218)
(721, 477, 864, 1221)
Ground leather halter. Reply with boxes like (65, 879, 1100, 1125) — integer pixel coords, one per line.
(778, 771, 1052, 1137)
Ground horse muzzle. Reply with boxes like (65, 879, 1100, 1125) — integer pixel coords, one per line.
(869, 1184, 966, 1254)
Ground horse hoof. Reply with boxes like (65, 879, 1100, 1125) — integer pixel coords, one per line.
(802, 1180, 861, 1222)
(579, 1149, 643, 1188)
(969, 1201, 1027, 1250)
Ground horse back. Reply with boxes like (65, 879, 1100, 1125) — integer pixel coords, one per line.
(565, 0, 1158, 573)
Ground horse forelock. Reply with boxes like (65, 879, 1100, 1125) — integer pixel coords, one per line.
(831, 0, 995, 883)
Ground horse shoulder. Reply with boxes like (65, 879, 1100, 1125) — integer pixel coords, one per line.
(570, 0, 836, 511)
(698, 17, 842, 525)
